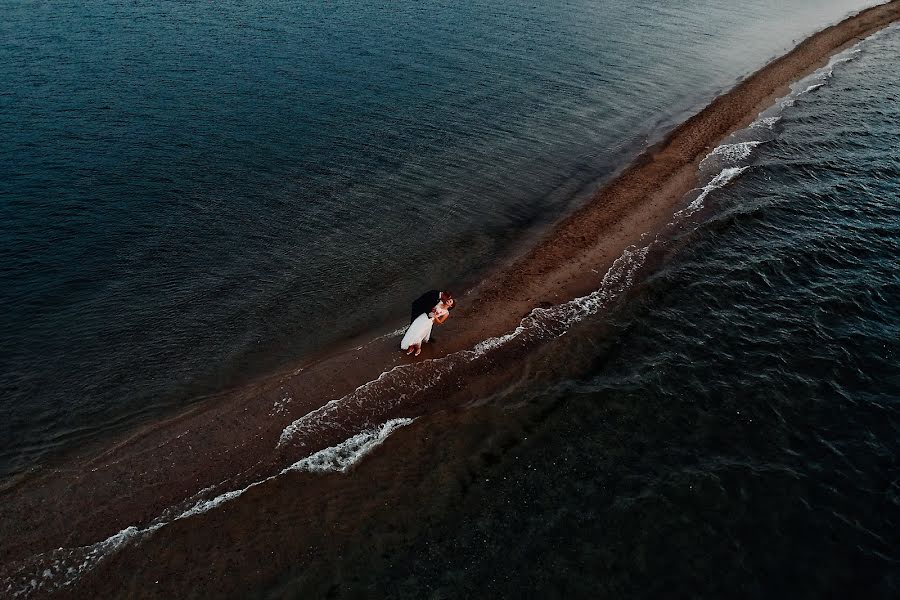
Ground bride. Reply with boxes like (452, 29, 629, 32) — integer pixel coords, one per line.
(401, 299, 452, 356)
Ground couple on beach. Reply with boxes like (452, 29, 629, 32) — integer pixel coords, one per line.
(400, 290, 454, 356)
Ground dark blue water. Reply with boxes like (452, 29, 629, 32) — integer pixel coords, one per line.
(332, 25, 900, 598)
(0, 0, 885, 475)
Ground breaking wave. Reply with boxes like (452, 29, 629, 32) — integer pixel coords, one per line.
(1, 419, 414, 598)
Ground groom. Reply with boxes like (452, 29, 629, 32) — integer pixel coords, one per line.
(410, 290, 453, 323)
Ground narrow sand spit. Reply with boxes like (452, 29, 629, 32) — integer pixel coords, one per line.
(2, 2, 899, 596)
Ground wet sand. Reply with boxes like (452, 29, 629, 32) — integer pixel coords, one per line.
(3, 1, 900, 596)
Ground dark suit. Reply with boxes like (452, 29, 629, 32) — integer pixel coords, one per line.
(410, 290, 441, 323)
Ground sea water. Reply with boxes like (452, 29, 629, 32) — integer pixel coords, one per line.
(2, 9, 898, 598)
(327, 24, 900, 598)
(0, 0, 886, 478)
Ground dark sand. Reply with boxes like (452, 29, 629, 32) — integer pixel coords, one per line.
(3, 1, 900, 596)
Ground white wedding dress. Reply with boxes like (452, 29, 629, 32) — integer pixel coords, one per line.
(401, 303, 448, 350)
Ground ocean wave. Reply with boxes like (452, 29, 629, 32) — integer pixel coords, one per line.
(2, 419, 415, 599)
(687, 26, 880, 221)
(181, 418, 414, 519)
(750, 116, 781, 129)
(285, 418, 414, 473)
(278, 361, 448, 447)
(1, 523, 164, 599)
(677, 167, 750, 218)
(700, 141, 764, 169)
(777, 45, 862, 112)
(278, 239, 651, 448)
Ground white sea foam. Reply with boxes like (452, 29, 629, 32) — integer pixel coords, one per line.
(181, 418, 414, 519)
(277, 238, 651, 448)
(285, 418, 414, 473)
(691, 25, 875, 213)
(685, 22, 873, 222)
(377, 326, 409, 340)
(701, 140, 763, 167)
(674, 26, 885, 234)
(278, 361, 447, 447)
(3, 523, 164, 598)
(3, 419, 414, 598)
(782, 45, 861, 108)
(777, 95, 797, 110)
(470, 326, 525, 355)
(177, 487, 251, 520)
(800, 81, 825, 94)
(270, 391, 291, 416)
(750, 116, 781, 129)
(752, 39, 867, 125)
(676, 166, 749, 218)
(535, 242, 651, 331)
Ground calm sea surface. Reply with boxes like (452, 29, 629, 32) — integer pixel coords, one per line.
(0, 1, 886, 475)
(304, 24, 898, 598)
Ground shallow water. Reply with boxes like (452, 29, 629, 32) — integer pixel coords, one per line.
(0, 0, 884, 477)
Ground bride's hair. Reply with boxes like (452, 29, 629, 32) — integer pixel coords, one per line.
(441, 297, 455, 310)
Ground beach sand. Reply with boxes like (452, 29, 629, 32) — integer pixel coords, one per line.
(3, 1, 900, 596)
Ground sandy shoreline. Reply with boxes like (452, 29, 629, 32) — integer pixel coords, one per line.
(3, 1, 900, 595)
